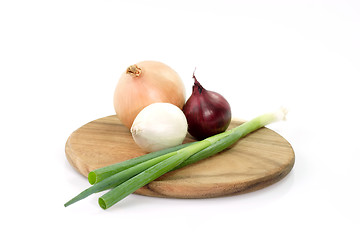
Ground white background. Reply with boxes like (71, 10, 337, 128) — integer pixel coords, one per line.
(1, 0, 359, 239)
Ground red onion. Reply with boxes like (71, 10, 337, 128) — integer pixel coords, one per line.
(183, 72, 232, 140)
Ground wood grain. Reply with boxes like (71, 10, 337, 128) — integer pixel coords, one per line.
(65, 115, 295, 198)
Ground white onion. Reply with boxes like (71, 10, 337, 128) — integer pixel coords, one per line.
(130, 103, 188, 152)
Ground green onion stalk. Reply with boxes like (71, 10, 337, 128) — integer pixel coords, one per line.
(65, 108, 287, 209)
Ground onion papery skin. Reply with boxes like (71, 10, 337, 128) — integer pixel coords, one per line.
(114, 61, 186, 129)
(183, 76, 231, 140)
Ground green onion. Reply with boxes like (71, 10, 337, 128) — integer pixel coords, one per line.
(64, 151, 178, 207)
(88, 142, 195, 184)
(64, 108, 287, 209)
(98, 140, 212, 209)
(177, 109, 285, 169)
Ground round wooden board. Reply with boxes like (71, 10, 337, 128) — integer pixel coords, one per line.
(65, 115, 295, 198)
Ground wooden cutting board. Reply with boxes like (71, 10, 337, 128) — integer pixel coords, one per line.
(65, 115, 295, 198)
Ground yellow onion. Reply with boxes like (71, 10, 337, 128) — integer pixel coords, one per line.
(114, 61, 186, 129)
